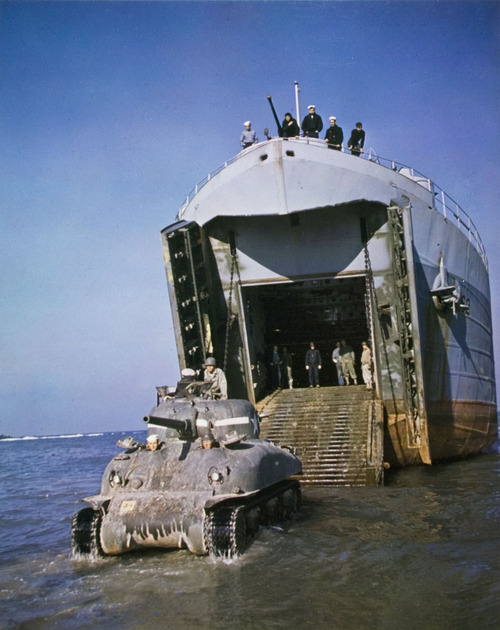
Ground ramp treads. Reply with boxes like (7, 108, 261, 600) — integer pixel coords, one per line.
(256, 386, 377, 486)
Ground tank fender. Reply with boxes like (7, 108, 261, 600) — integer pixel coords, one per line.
(82, 495, 110, 511)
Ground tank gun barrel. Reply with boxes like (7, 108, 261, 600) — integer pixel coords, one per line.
(143, 414, 193, 437)
(266, 95, 283, 137)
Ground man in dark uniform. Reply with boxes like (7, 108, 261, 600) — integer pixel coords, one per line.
(305, 342, 322, 387)
(325, 116, 343, 150)
(301, 105, 323, 138)
(348, 122, 365, 156)
(282, 112, 300, 137)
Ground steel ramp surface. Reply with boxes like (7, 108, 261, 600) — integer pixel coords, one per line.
(256, 386, 383, 486)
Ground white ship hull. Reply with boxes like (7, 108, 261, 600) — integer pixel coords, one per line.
(162, 138, 497, 466)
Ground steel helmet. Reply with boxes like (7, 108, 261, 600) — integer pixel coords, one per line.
(205, 357, 217, 367)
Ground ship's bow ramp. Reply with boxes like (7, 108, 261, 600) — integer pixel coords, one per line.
(256, 386, 384, 486)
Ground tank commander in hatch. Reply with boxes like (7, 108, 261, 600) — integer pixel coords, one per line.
(146, 434, 160, 451)
(203, 357, 228, 400)
(240, 121, 258, 149)
(201, 430, 215, 450)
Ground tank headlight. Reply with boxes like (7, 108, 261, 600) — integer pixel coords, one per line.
(109, 470, 124, 488)
(208, 466, 224, 485)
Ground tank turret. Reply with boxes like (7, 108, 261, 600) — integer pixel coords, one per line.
(71, 387, 302, 558)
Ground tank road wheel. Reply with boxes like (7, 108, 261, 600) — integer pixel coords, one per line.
(204, 506, 248, 558)
(280, 484, 302, 519)
(71, 507, 104, 558)
(263, 497, 280, 525)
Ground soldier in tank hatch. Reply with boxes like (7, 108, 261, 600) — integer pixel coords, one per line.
(203, 357, 228, 399)
(201, 430, 215, 450)
(301, 105, 323, 138)
(146, 434, 160, 451)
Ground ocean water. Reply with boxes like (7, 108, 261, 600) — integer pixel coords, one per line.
(0, 431, 498, 630)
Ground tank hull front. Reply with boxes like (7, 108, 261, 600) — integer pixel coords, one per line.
(82, 430, 302, 556)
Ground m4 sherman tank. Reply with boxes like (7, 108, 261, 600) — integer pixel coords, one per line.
(71, 382, 302, 558)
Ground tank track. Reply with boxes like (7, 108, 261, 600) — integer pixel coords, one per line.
(71, 507, 104, 558)
(203, 480, 301, 557)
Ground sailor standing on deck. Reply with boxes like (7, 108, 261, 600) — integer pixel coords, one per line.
(325, 116, 343, 150)
(282, 112, 300, 138)
(301, 105, 323, 138)
(348, 122, 365, 156)
(240, 121, 258, 149)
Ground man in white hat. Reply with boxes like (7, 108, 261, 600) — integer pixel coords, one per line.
(301, 105, 323, 138)
(325, 116, 343, 150)
(240, 121, 258, 149)
(146, 434, 160, 451)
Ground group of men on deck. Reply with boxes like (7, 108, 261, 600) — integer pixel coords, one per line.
(240, 106, 365, 156)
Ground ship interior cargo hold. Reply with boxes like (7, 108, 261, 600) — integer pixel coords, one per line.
(242, 275, 370, 394)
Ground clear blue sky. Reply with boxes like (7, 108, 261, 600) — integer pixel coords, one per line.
(1, 1, 499, 437)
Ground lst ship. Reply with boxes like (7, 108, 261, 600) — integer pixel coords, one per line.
(160, 130, 497, 478)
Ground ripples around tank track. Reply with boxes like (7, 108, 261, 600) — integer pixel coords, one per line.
(0, 434, 498, 630)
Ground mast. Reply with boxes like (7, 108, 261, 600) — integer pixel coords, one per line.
(294, 81, 300, 125)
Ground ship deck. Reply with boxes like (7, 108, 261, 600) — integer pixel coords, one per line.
(178, 137, 486, 267)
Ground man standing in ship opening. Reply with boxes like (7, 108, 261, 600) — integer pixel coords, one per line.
(203, 357, 228, 400)
(271, 345, 282, 390)
(282, 347, 294, 389)
(240, 121, 258, 149)
(348, 122, 365, 156)
(325, 116, 343, 150)
(305, 342, 322, 388)
(361, 341, 373, 390)
(340, 340, 357, 385)
(332, 341, 344, 386)
(301, 105, 323, 138)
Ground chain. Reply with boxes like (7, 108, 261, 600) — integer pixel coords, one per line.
(223, 248, 242, 374)
(363, 240, 376, 402)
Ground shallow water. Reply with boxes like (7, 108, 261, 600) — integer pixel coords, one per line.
(0, 433, 498, 630)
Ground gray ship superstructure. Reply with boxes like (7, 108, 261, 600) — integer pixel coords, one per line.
(162, 137, 497, 471)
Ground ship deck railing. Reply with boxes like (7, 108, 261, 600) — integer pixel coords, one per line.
(177, 136, 487, 268)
